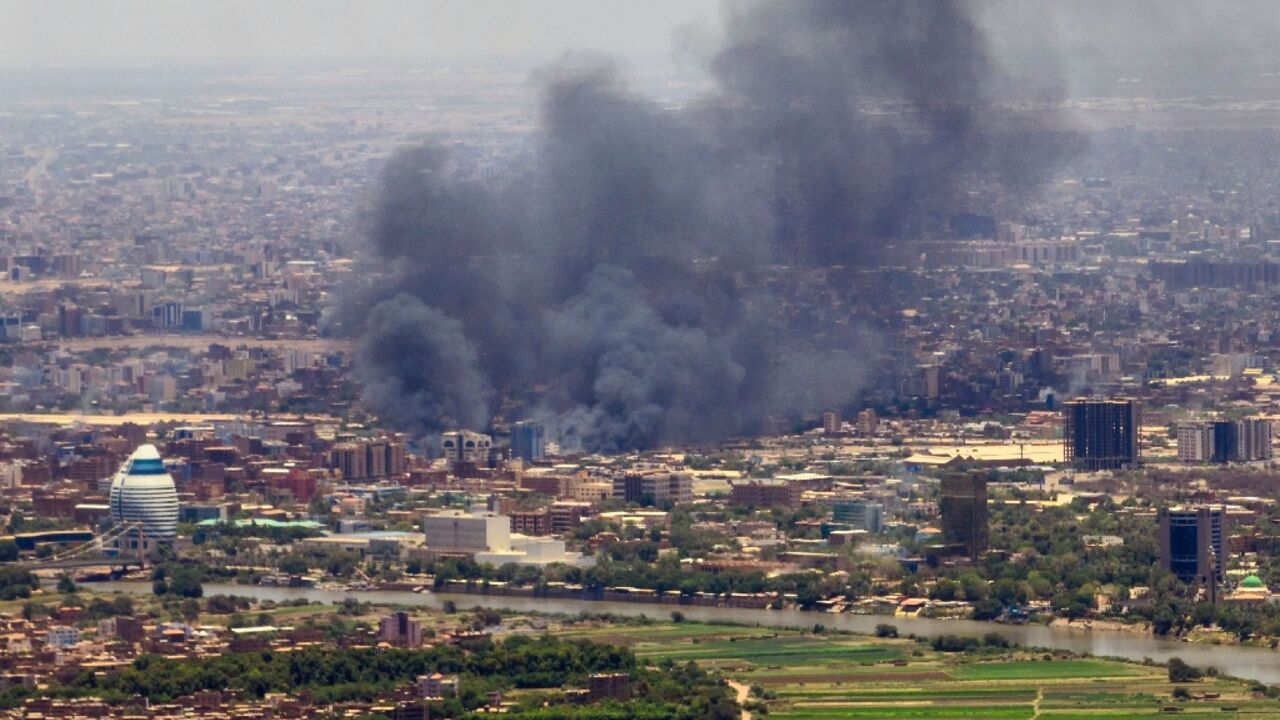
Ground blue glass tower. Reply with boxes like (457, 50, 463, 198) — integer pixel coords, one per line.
(511, 421, 546, 462)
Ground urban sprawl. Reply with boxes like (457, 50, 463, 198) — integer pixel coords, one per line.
(5, 59, 1280, 718)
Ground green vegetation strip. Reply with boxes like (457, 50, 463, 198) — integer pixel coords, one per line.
(950, 659, 1145, 680)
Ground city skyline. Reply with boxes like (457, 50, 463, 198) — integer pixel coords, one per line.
(4, 2, 1280, 718)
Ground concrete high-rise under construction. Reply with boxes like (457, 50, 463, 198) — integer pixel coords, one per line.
(1062, 398, 1140, 471)
(939, 474, 987, 560)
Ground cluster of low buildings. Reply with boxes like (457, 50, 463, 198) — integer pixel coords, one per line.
(0, 602, 493, 719)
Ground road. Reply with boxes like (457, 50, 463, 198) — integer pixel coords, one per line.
(726, 680, 752, 720)
(23, 147, 59, 202)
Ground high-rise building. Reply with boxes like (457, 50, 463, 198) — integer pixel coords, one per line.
(1159, 506, 1227, 598)
(831, 499, 882, 533)
(939, 475, 987, 559)
(329, 443, 367, 480)
(1177, 423, 1214, 463)
(152, 301, 184, 329)
(856, 409, 879, 436)
(1177, 419, 1272, 464)
(328, 436, 406, 479)
(109, 444, 179, 553)
(613, 474, 643, 504)
(1234, 418, 1273, 462)
(52, 253, 80, 278)
(441, 430, 491, 468)
(365, 440, 388, 478)
(57, 303, 83, 337)
(1212, 420, 1238, 464)
(1062, 398, 1141, 471)
(822, 411, 841, 434)
(510, 421, 546, 463)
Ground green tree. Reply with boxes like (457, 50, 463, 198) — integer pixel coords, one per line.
(1168, 657, 1201, 683)
(180, 598, 201, 622)
(168, 565, 204, 599)
(930, 579, 958, 601)
(874, 623, 898, 638)
(278, 554, 309, 576)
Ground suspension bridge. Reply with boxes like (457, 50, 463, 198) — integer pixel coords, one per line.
(12, 521, 154, 572)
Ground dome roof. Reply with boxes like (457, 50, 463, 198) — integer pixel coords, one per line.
(1240, 575, 1265, 589)
(131, 444, 161, 461)
(109, 444, 178, 541)
(115, 444, 167, 477)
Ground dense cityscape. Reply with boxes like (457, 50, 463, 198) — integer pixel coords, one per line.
(7, 1, 1280, 719)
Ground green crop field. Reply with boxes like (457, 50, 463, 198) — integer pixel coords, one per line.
(559, 620, 1280, 720)
(951, 658, 1142, 680)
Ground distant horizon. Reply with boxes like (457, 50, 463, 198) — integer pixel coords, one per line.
(0, 0, 719, 71)
(8, 1, 1280, 104)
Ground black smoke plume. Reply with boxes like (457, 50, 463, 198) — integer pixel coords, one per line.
(350, 0, 1072, 452)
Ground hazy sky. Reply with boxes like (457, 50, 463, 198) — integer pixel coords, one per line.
(0, 0, 720, 69)
(5, 0, 1280, 101)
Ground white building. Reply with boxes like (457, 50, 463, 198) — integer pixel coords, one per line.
(1178, 419, 1273, 463)
(424, 509, 593, 568)
(476, 535, 595, 569)
(1237, 418, 1274, 462)
(45, 626, 79, 649)
(1177, 423, 1214, 463)
(441, 431, 491, 466)
(1210, 352, 1262, 378)
(423, 510, 511, 553)
(109, 444, 179, 552)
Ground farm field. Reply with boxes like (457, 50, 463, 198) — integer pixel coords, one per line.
(560, 620, 1280, 719)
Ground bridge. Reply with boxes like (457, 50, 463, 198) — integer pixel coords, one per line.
(13, 522, 153, 573)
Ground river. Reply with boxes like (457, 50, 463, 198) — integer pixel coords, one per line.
(92, 581, 1280, 685)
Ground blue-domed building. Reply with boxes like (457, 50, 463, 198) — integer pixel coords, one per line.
(108, 444, 179, 553)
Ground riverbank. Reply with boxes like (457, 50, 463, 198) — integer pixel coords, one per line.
(83, 575, 1248, 648)
(255, 577, 1244, 648)
(1049, 617, 1153, 635)
(87, 580, 1280, 685)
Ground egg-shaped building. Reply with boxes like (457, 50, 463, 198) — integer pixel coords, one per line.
(108, 444, 178, 551)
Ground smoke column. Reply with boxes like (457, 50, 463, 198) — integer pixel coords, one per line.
(350, 0, 1072, 452)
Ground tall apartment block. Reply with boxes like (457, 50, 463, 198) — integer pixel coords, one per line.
(1177, 423, 1214, 463)
(1063, 398, 1140, 471)
(1158, 506, 1227, 601)
(939, 474, 988, 560)
(1177, 418, 1273, 463)
(510, 420, 546, 463)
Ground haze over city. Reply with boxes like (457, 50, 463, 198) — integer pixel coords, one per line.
(3, 2, 1280, 719)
